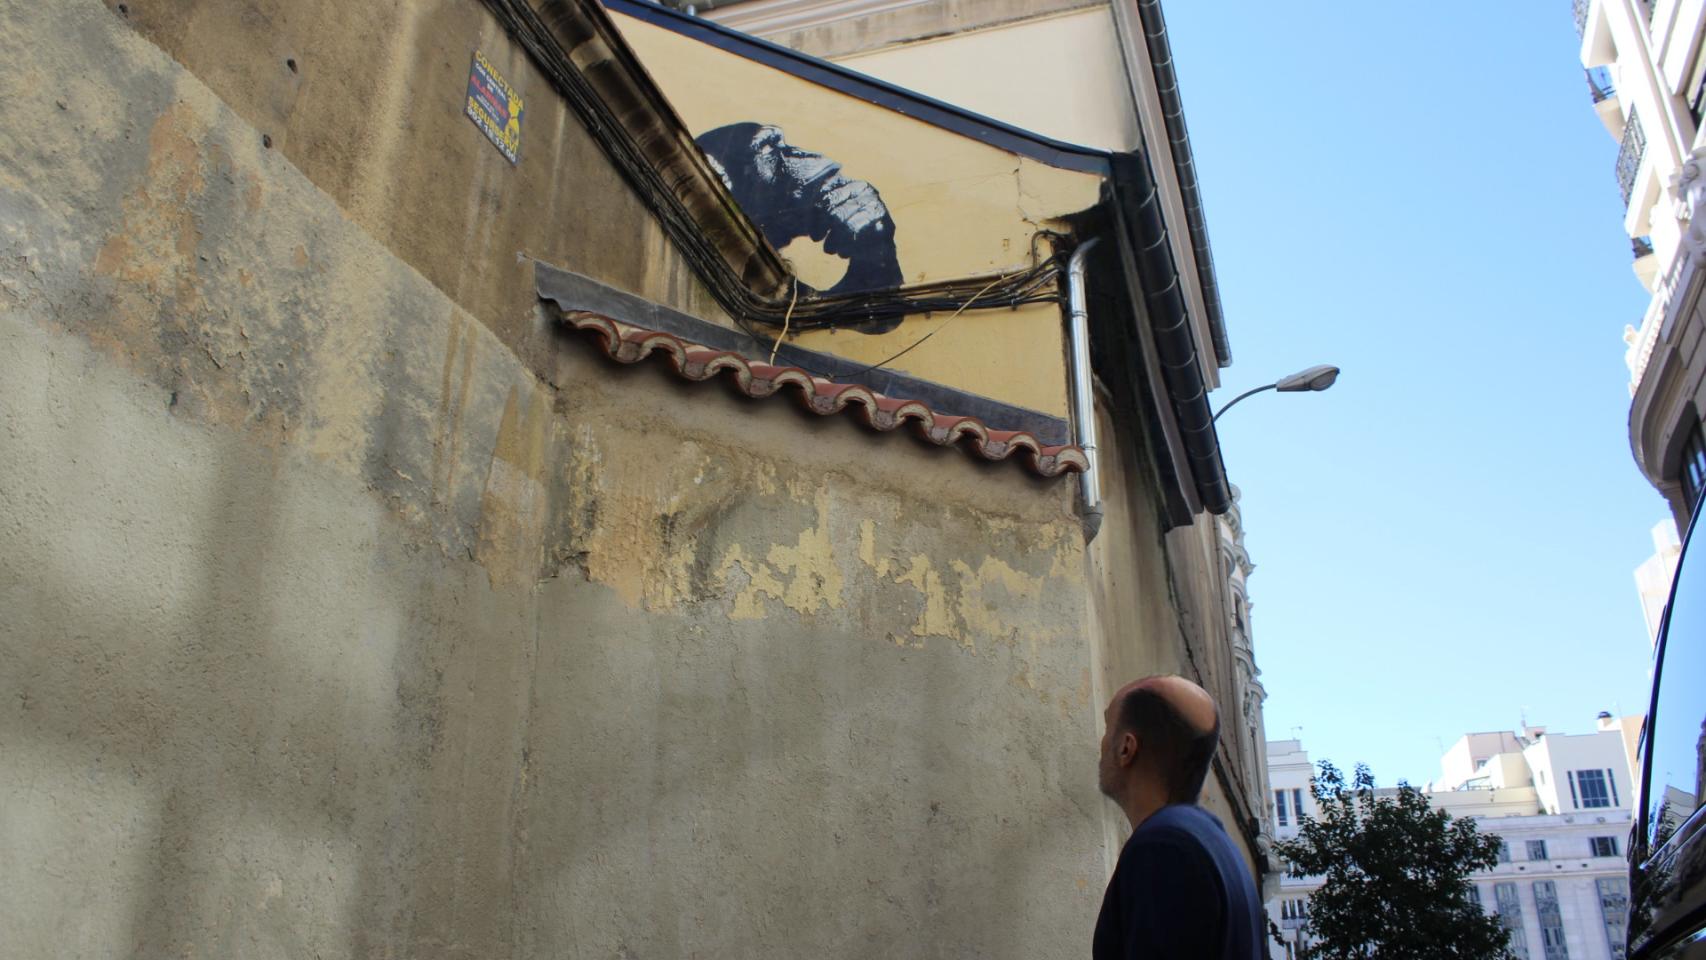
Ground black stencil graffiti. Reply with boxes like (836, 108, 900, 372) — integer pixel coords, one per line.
(697, 123, 904, 314)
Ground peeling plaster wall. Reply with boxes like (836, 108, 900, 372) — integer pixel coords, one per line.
(0, 2, 1174, 957)
(78, 0, 729, 383)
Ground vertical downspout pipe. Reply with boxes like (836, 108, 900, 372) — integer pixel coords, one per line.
(1067, 238, 1103, 542)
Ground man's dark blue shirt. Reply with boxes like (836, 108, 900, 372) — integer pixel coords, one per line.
(1093, 804, 1264, 960)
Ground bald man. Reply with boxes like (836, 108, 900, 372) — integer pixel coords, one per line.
(1093, 676, 1263, 960)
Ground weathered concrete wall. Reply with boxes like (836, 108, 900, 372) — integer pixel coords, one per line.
(79, 0, 728, 382)
(0, 2, 1153, 957)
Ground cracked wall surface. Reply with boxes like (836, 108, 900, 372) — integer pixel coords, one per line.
(0, 2, 1226, 958)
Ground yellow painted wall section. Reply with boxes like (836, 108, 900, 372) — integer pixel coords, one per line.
(612, 11, 1101, 419)
(836, 7, 1140, 153)
(611, 14, 1101, 282)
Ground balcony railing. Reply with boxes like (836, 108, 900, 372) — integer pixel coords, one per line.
(1575, 0, 1591, 36)
(1634, 235, 1654, 258)
(1618, 111, 1647, 206)
(1587, 66, 1615, 103)
(1627, 257, 1680, 391)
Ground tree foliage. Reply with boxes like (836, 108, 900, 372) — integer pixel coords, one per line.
(1274, 761, 1516, 960)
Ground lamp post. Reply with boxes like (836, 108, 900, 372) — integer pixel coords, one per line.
(1212, 365, 1340, 423)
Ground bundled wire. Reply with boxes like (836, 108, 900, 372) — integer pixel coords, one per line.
(481, 0, 1069, 334)
(765, 255, 1064, 332)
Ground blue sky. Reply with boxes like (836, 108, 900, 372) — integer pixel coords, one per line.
(1163, 4, 1668, 786)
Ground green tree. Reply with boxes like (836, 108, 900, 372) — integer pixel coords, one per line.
(1274, 761, 1516, 960)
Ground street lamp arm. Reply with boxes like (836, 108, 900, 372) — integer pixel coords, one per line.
(1212, 383, 1278, 423)
(1212, 365, 1339, 424)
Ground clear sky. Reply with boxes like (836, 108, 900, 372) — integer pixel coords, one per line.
(1162, 3, 1669, 787)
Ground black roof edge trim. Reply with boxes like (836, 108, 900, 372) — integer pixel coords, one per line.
(1110, 151, 1231, 515)
(1133, 0, 1231, 368)
(603, 0, 1113, 175)
(1100, 190, 1198, 527)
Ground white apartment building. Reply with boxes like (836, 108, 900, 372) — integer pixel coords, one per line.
(1267, 715, 1639, 960)
(1635, 518, 1684, 644)
(1574, 0, 1706, 527)
(1265, 739, 1321, 957)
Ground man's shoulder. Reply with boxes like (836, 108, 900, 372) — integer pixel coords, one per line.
(1120, 805, 1249, 883)
(1118, 807, 1221, 871)
(1131, 804, 1228, 845)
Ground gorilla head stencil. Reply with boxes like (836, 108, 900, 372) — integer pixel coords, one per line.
(697, 123, 904, 306)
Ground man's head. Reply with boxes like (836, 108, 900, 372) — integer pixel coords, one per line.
(1098, 675, 1220, 814)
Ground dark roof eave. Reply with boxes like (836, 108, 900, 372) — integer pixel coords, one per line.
(1112, 152, 1232, 516)
(1132, 0, 1232, 369)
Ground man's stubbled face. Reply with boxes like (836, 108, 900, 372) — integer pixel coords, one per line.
(697, 122, 903, 307)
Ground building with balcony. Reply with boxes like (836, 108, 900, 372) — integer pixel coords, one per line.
(1575, 0, 1706, 526)
(1266, 715, 1638, 959)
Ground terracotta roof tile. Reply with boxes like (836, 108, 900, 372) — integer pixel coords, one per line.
(560, 311, 1087, 479)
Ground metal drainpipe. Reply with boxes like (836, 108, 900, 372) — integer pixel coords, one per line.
(1066, 238, 1103, 542)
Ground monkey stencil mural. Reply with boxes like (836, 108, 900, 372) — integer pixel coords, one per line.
(696, 123, 904, 307)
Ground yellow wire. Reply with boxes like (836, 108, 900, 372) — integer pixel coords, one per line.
(769, 277, 800, 366)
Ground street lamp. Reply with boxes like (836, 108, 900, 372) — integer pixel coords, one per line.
(1212, 364, 1340, 423)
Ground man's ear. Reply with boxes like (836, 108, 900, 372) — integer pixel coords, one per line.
(1118, 731, 1138, 766)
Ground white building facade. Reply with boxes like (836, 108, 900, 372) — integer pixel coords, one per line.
(1218, 488, 1274, 865)
(1267, 715, 1639, 959)
(1635, 517, 1683, 644)
(1264, 739, 1321, 958)
(1574, 0, 1706, 528)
